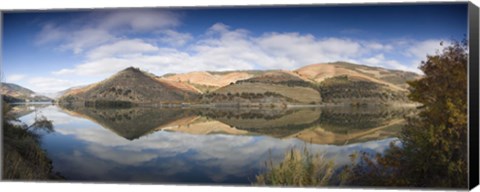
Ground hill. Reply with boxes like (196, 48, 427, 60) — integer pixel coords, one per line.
(161, 70, 269, 93)
(49, 85, 88, 99)
(318, 75, 410, 105)
(197, 62, 421, 106)
(237, 70, 313, 84)
(56, 62, 421, 106)
(294, 61, 420, 90)
(58, 67, 200, 107)
(293, 62, 421, 105)
(200, 71, 322, 105)
(1, 83, 52, 103)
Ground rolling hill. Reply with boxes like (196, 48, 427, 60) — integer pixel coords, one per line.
(294, 62, 420, 105)
(199, 70, 322, 105)
(294, 61, 420, 90)
(1, 83, 52, 103)
(161, 70, 269, 93)
(196, 62, 421, 106)
(56, 62, 422, 107)
(57, 67, 200, 106)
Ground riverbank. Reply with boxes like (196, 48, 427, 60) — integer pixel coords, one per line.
(2, 103, 63, 180)
(57, 100, 420, 109)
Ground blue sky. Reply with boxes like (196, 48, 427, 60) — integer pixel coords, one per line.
(2, 3, 468, 93)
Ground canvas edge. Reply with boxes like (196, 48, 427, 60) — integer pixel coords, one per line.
(468, 1, 480, 190)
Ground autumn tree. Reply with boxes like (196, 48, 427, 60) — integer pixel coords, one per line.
(342, 40, 468, 188)
(401, 39, 468, 187)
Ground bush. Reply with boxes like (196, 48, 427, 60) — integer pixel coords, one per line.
(84, 100, 134, 108)
(255, 147, 334, 186)
(2, 101, 61, 180)
(342, 40, 468, 188)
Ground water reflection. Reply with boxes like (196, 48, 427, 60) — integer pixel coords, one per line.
(8, 103, 51, 118)
(61, 105, 413, 145)
(13, 104, 413, 184)
(61, 106, 198, 140)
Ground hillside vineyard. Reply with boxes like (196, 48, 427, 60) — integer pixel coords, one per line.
(55, 62, 420, 107)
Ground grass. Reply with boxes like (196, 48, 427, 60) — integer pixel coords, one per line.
(254, 146, 335, 187)
(2, 122, 54, 180)
(2, 102, 62, 180)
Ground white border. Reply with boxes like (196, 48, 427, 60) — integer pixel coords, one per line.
(0, 0, 477, 192)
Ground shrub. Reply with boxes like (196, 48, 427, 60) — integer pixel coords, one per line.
(255, 147, 334, 186)
(342, 40, 468, 188)
(2, 101, 61, 180)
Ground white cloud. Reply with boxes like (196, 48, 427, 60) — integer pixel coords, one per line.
(98, 9, 180, 32)
(157, 30, 193, 47)
(53, 48, 193, 77)
(207, 22, 233, 34)
(361, 54, 417, 73)
(256, 33, 364, 68)
(36, 26, 115, 54)
(53, 58, 135, 76)
(87, 145, 159, 165)
(36, 22, 449, 92)
(35, 23, 66, 45)
(404, 39, 445, 59)
(403, 39, 446, 73)
(61, 28, 116, 54)
(86, 39, 159, 60)
(365, 42, 394, 51)
(362, 54, 386, 65)
(53, 23, 405, 79)
(35, 10, 180, 54)
(39, 104, 396, 181)
(6, 74, 26, 82)
(26, 77, 75, 92)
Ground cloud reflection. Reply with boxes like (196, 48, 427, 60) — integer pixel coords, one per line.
(33, 106, 397, 184)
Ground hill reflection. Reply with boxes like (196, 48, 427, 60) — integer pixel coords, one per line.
(59, 105, 415, 145)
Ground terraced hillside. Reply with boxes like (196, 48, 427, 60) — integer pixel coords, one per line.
(161, 70, 266, 93)
(56, 62, 421, 106)
(202, 71, 322, 105)
(295, 61, 420, 90)
(318, 75, 410, 105)
(58, 67, 200, 106)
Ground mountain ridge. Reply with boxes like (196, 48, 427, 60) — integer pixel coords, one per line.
(58, 67, 200, 106)
(56, 62, 422, 106)
(1, 82, 52, 103)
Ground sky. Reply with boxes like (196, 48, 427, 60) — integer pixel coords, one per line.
(1, 3, 468, 93)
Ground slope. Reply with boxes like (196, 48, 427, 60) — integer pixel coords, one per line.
(162, 70, 269, 93)
(294, 61, 421, 91)
(1, 83, 52, 102)
(202, 71, 322, 105)
(58, 67, 200, 106)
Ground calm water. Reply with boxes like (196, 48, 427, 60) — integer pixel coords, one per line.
(12, 104, 413, 184)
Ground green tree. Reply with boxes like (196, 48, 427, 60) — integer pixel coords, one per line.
(342, 40, 468, 188)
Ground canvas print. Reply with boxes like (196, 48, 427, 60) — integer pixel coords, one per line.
(1, 3, 474, 189)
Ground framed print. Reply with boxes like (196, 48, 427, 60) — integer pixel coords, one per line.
(1, 1, 479, 191)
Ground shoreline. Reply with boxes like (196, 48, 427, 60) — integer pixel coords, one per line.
(51, 101, 421, 109)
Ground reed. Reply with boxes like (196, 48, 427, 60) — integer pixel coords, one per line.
(255, 146, 334, 186)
